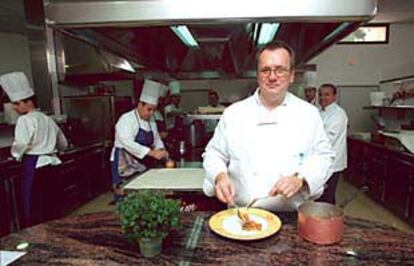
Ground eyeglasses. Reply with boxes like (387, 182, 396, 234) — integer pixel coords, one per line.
(259, 67, 291, 77)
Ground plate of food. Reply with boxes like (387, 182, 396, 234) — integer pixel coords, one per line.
(208, 207, 282, 240)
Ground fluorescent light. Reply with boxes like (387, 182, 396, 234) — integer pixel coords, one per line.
(170, 25, 199, 48)
(323, 22, 351, 42)
(257, 23, 280, 46)
(117, 60, 136, 73)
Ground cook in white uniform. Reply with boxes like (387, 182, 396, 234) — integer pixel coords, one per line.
(204, 89, 225, 135)
(0, 71, 68, 226)
(110, 80, 169, 197)
(317, 83, 348, 204)
(203, 41, 334, 211)
(303, 71, 318, 105)
(153, 84, 169, 140)
(164, 80, 183, 131)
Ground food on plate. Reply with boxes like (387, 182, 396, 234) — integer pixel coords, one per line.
(238, 211, 262, 231)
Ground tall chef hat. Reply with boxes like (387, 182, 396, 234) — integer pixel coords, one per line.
(303, 71, 317, 88)
(169, 80, 181, 95)
(140, 79, 161, 105)
(0, 72, 34, 102)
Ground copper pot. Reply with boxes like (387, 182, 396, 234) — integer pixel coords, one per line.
(297, 202, 344, 245)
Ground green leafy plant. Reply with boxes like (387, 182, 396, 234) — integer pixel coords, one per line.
(117, 191, 181, 242)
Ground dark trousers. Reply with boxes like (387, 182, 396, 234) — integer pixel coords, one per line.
(20, 164, 59, 228)
(317, 172, 341, 205)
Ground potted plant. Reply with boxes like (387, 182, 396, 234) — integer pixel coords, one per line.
(117, 191, 181, 258)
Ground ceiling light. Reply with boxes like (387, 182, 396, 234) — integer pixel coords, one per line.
(170, 25, 199, 48)
(257, 23, 280, 46)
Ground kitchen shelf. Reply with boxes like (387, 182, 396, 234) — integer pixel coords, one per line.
(363, 105, 414, 110)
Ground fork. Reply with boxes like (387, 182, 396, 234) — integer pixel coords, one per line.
(245, 196, 272, 209)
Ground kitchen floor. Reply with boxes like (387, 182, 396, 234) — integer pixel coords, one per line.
(70, 176, 414, 234)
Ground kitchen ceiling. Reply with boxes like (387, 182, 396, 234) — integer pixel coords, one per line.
(44, 0, 377, 80)
(4, 0, 409, 80)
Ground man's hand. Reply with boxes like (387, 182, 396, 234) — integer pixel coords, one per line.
(269, 174, 305, 198)
(148, 148, 169, 160)
(214, 172, 235, 204)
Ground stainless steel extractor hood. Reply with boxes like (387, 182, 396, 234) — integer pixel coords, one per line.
(44, 0, 377, 80)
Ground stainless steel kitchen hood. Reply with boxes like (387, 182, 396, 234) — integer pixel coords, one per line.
(45, 0, 377, 80)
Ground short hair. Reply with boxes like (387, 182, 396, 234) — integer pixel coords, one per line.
(305, 87, 316, 92)
(319, 83, 337, 95)
(20, 95, 37, 106)
(255, 40, 295, 69)
(208, 90, 219, 98)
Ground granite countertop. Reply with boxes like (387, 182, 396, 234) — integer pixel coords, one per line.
(348, 135, 414, 157)
(1, 211, 413, 265)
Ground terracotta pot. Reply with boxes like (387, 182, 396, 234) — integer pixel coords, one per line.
(297, 202, 344, 245)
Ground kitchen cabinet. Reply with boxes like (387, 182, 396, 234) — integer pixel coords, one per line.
(365, 145, 388, 202)
(346, 138, 367, 186)
(0, 161, 21, 236)
(384, 156, 413, 219)
(0, 143, 111, 234)
(347, 137, 414, 225)
(57, 144, 111, 216)
(0, 177, 12, 237)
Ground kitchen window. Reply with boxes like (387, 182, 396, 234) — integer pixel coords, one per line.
(339, 24, 389, 44)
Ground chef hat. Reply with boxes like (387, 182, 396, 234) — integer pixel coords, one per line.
(140, 79, 161, 105)
(303, 71, 317, 88)
(0, 72, 34, 102)
(169, 80, 181, 95)
(159, 84, 169, 97)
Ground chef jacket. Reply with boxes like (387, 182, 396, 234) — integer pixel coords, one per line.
(164, 104, 182, 130)
(110, 109, 165, 172)
(12, 110, 68, 168)
(319, 102, 348, 172)
(203, 89, 335, 211)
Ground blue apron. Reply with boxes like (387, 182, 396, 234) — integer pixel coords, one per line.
(111, 112, 157, 187)
(21, 154, 39, 224)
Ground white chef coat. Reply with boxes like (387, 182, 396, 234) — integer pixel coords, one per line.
(11, 110, 68, 168)
(319, 102, 348, 172)
(203, 89, 334, 211)
(164, 104, 182, 130)
(110, 109, 165, 162)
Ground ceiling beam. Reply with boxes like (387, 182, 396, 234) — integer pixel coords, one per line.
(46, 0, 376, 28)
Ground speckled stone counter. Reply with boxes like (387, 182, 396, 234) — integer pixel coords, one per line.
(1, 211, 414, 265)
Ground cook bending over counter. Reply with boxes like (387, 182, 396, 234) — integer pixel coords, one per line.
(110, 80, 169, 199)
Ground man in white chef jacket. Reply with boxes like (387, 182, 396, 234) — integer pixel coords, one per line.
(110, 79, 169, 198)
(164, 80, 184, 131)
(0, 71, 68, 226)
(317, 83, 348, 204)
(153, 84, 169, 140)
(202, 41, 335, 211)
(303, 71, 318, 106)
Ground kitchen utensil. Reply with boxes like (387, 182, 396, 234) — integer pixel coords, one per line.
(297, 186, 368, 245)
(245, 196, 272, 209)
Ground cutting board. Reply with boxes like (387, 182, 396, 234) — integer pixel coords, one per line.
(124, 168, 205, 191)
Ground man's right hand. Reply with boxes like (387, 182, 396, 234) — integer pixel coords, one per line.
(214, 172, 235, 204)
(148, 149, 169, 160)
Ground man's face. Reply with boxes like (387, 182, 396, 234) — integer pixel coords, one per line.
(12, 100, 31, 115)
(304, 87, 316, 102)
(137, 102, 156, 120)
(318, 86, 336, 108)
(257, 48, 294, 99)
(171, 95, 181, 106)
(208, 93, 219, 106)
